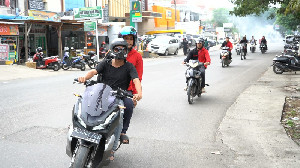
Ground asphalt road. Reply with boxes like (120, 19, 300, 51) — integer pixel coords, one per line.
(0, 43, 283, 168)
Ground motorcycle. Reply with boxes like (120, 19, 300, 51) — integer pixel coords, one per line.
(260, 43, 267, 54)
(220, 47, 232, 67)
(33, 50, 60, 71)
(273, 53, 300, 74)
(250, 42, 256, 53)
(185, 60, 204, 104)
(99, 47, 107, 59)
(241, 43, 247, 60)
(83, 51, 97, 69)
(235, 43, 241, 55)
(284, 41, 299, 57)
(66, 79, 133, 168)
(61, 50, 86, 71)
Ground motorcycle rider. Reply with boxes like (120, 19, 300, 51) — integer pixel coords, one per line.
(260, 36, 268, 50)
(204, 38, 210, 51)
(239, 36, 248, 59)
(182, 38, 189, 55)
(33, 47, 43, 66)
(250, 36, 256, 45)
(182, 38, 211, 93)
(118, 26, 143, 146)
(77, 38, 142, 161)
(221, 37, 233, 60)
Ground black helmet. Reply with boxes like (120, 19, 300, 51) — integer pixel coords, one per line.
(118, 26, 137, 47)
(110, 38, 128, 60)
(36, 47, 42, 53)
(88, 51, 95, 56)
(196, 38, 205, 45)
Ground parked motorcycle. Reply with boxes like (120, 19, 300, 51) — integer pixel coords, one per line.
(273, 53, 300, 74)
(241, 43, 247, 60)
(66, 79, 133, 168)
(220, 47, 232, 67)
(185, 60, 204, 104)
(83, 51, 97, 69)
(33, 47, 60, 71)
(61, 49, 86, 71)
(260, 43, 267, 54)
(284, 41, 299, 57)
(236, 43, 241, 55)
(250, 42, 256, 53)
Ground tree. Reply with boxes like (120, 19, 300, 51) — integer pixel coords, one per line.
(211, 8, 230, 27)
(229, 0, 300, 17)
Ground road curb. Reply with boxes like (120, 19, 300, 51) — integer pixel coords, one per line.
(218, 67, 300, 167)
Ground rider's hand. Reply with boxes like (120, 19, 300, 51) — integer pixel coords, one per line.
(133, 93, 142, 101)
(78, 77, 86, 83)
(182, 61, 186, 64)
(204, 62, 210, 66)
(133, 99, 137, 107)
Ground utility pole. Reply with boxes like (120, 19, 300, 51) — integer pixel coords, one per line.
(24, 0, 29, 62)
(174, 0, 177, 23)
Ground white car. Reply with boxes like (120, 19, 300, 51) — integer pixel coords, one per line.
(148, 36, 180, 56)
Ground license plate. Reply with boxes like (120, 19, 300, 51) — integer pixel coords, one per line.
(71, 127, 102, 144)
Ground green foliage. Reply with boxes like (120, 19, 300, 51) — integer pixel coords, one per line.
(286, 120, 295, 127)
(211, 8, 230, 27)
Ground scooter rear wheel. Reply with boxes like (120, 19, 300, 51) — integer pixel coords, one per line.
(62, 64, 69, 70)
(273, 63, 284, 74)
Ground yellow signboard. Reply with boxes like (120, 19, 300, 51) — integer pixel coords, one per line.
(28, 10, 61, 22)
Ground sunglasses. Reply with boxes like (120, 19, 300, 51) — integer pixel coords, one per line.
(113, 46, 127, 53)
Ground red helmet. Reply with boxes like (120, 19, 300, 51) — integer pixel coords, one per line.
(102, 41, 106, 45)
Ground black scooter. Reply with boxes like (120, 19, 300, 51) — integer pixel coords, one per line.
(66, 79, 133, 168)
(273, 53, 300, 74)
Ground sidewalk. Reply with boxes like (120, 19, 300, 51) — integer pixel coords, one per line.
(218, 67, 300, 167)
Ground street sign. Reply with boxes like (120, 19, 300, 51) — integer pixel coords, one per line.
(84, 22, 96, 31)
(131, 1, 142, 22)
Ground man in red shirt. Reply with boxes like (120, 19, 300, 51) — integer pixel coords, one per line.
(221, 37, 233, 60)
(183, 38, 211, 92)
(118, 26, 143, 145)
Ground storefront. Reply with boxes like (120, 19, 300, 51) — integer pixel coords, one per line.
(0, 23, 19, 64)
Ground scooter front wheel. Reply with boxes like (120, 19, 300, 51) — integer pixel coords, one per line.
(62, 64, 69, 70)
(221, 59, 225, 67)
(70, 144, 89, 168)
(80, 63, 86, 71)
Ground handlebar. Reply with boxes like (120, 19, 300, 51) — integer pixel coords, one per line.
(73, 78, 133, 98)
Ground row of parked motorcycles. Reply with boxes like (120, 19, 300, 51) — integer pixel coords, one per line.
(273, 35, 300, 74)
(33, 47, 99, 71)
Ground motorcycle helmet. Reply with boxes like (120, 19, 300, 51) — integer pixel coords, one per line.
(109, 38, 128, 60)
(102, 41, 106, 45)
(36, 47, 43, 53)
(118, 26, 137, 47)
(196, 38, 205, 45)
(88, 51, 95, 56)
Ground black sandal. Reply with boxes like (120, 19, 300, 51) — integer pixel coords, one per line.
(120, 134, 129, 144)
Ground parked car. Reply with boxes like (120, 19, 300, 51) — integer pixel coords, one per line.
(207, 39, 216, 47)
(148, 36, 180, 56)
(174, 34, 186, 48)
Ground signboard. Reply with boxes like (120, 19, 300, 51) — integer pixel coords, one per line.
(28, 0, 44, 10)
(0, 24, 19, 35)
(74, 6, 103, 19)
(0, 44, 9, 61)
(28, 10, 61, 22)
(84, 22, 96, 31)
(102, 4, 109, 23)
(87, 26, 108, 36)
(131, 1, 142, 22)
(166, 9, 172, 19)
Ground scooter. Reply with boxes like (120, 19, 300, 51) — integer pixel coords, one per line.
(66, 79, 133, 168)
(61, 48, 86, 71)
(83, 51, 97, 69)
(250, 42, 256, 53)
(260, 43, 267, 54)
(33, 50, 60, 71)
(273, 53, 300, 74)
(236, 43, 241, 55)
(220, 47, 232, 67)
(185, 60, 204, 104)
(241, 43, 247, 60)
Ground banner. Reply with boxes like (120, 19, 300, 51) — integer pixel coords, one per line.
(28, 10, 61, 22)
(74, 6, 103, 19)
(0, 44, 9, 61)
(0, 24, 19, 35)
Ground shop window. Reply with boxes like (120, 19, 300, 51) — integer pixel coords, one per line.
(0, 0, 7, 7)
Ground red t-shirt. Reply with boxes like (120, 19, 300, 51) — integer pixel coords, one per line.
(197, 48, 211, 68)
(126, 49, 143, 94)
(226, 41, 233, 51)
